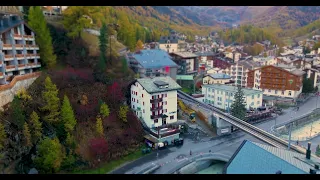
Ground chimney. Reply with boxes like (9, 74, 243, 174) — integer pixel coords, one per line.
(306, 142, 311, 160)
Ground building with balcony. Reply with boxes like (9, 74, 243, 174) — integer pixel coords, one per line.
(247, 65, 305, 99)
(0, 9, 41, 85)
(202, 84, 263, 112)
(170, 51, 199, 75)
(224, 60, 261, 87)
(127, 49, 178, 80)
(130, 76, 181, 129)
(202, 73, 234, 85)
(159, 30, 185, 53)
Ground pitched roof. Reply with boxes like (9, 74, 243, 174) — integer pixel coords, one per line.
(202, 84, 262, 95)
(249, 65, 303, 77)
(171, 52, 198, 58)
(159, 35, 179, 44)
(0, 6, 22, 15)
(225, 140, 320, 174)
(136, 76, 181, 94)
(132, 49, 178, 69)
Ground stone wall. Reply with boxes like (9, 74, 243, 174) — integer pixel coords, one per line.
(0, 72, 40, 110)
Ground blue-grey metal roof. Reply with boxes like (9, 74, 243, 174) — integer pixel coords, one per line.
(206, 73, 230, 79)
(136, 76, 181, 94)
(226, 140, 320, 174)
(132, 49, 178, 69)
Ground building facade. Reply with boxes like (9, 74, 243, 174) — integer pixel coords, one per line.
(159, 30, 185, 53)
(202, 84, 263, 111)
(130, 76, 181, 129)
(170, 52, 199, 75)
(0, 10, 41, 85)
(202, 73, 233, 85)
(127, 49, 178, 80)
(247, 65, 304, 99)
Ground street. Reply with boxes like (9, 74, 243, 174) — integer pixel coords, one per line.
(110, 95, 320, 174)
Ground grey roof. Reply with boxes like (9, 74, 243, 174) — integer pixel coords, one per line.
(291, 69, 306, 76)
(226, 140, 320, 174)
(202, 84, 262, 95)
(136, 76, 181, 94)
(171, 52, 198, 58)
(132, 49, 178, 69)
(275, 64, 296, 70)
(237, 60, 261, 69)
(206, 73, 231, 79)
(195, 52, 216, 56)
(159, 35, 179, 44)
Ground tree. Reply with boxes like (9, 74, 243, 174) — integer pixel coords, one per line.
(121, 57, 128, 74)
(119, 105, 129, 123)
(107, 82, 124, 106)
(61, 95, 77, 133)
(96, 116, 104, 137)
(23, 122, 32, 147)
(28, 6, 57, 68)
(29, 111, 42, 143)
(0, 122, 6, 151)
(35, 137, 65, 173)
(100, 103, 110, 118)
(135, 39, 144, 51)
(62, 6, 92, 39)
(65, 132, 75, 149)
(303, 46, 311, 54)
(41, 77, 60, 124)
(93, 22, 108, 83)
(230, 86, 247, 121)
(302, 78, 314, 93)
(263, 52, 268, 57)
(89, 138, 108, 161)
(313, 42, 320, 51)
(10, 96, 25, 129)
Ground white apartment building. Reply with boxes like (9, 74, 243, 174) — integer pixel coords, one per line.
(253, 56, 277, 66)
(202, 84, 263, 111)
(203, 73, 232, 85)
(130, 76, 181, 129)
(224, 60, 261, 87)
(225, 51, 241, 62)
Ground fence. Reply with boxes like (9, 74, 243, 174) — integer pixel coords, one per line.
(0, 72, 41, 91)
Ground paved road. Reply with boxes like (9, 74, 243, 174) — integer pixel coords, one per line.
(111, 95, 320, 174)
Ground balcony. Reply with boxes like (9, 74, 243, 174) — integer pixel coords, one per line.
(25, 45, 39, 50)
(2, 43, 12, 50)
(27, 62, 41, 68)
(0, 72, 3, 78)
(5, 65, 16, 71)
(26, 53, 40, 59)
(18, 64, 26, 69)
(149, 128, 180, 138)
(24, 35, 34, 41)
(150, 106, 163, 111)
(15, 44, 24, 50)
(13, 34, 23, 40)
(150, 98, 163, 103)
(15, 54, 25, 60)
(4, 55, 14, 61)
(150, 114, 163, 119)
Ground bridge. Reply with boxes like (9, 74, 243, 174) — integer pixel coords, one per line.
(177, 90, 307, 154)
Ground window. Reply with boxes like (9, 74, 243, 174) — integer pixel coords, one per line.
(143, 109, 145, 113)
(170, 115, 174, 120)
(289, 91, 292, 96)
(281, 91, 285, 95)
(143, 102, 145, 105)
(226, 92, 228, 96)
(137, 100, 139, 103)
(275, 90, 278, 95)
(165, 109, 167, 113)
(252, 95, 254, 99)
(268, 89, 271, 92)
(136, 92, 138, 95)
(133, 105, 135, 109)
(257, 101, 260, 105)
(154, 119, 158, 123)
(230, 93, 233, 96)
(142, 94, 144, 98)
(165, 101, 167, 105)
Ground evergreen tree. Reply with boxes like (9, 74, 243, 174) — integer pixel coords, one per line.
(65, 132, 75, 149)
(119, 105, 129, 123)
(230, 86, 247, 121)
(96, 116, 104, 137)
(29, 111, 42, 143)
(61, 95, 77, 133)
(100, 103, 110, 118)
(136, 39, 144, 51)
(121, 57, 128, 74)
(11, 96, 25, 129)
(0, 122, 6, 151)
(23, 122, 32, 147)
(302, 78, 314, 93)
(94, 23, 109, 83)
(41, 77, 60, 124)
(28, 6, 57, 68)
(35, 137, 65, 173)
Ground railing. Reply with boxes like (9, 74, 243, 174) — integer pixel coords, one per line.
(3, 44, 12, 48)
(13, 34, 22, 38)
(0, 72, 41, 91)
(150, 98, 163, 103)
(150, 114, 163, 119)
(18, 64, 25, 68)
(4, 55, 13, 59)
(15, 54, 24, 58)
(24, 35, 33, 39)
(150, 106, 163, 111)
(15, 44, 23, 48)
(0, 72, 3, 77)
(6, 65, 15, 69)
